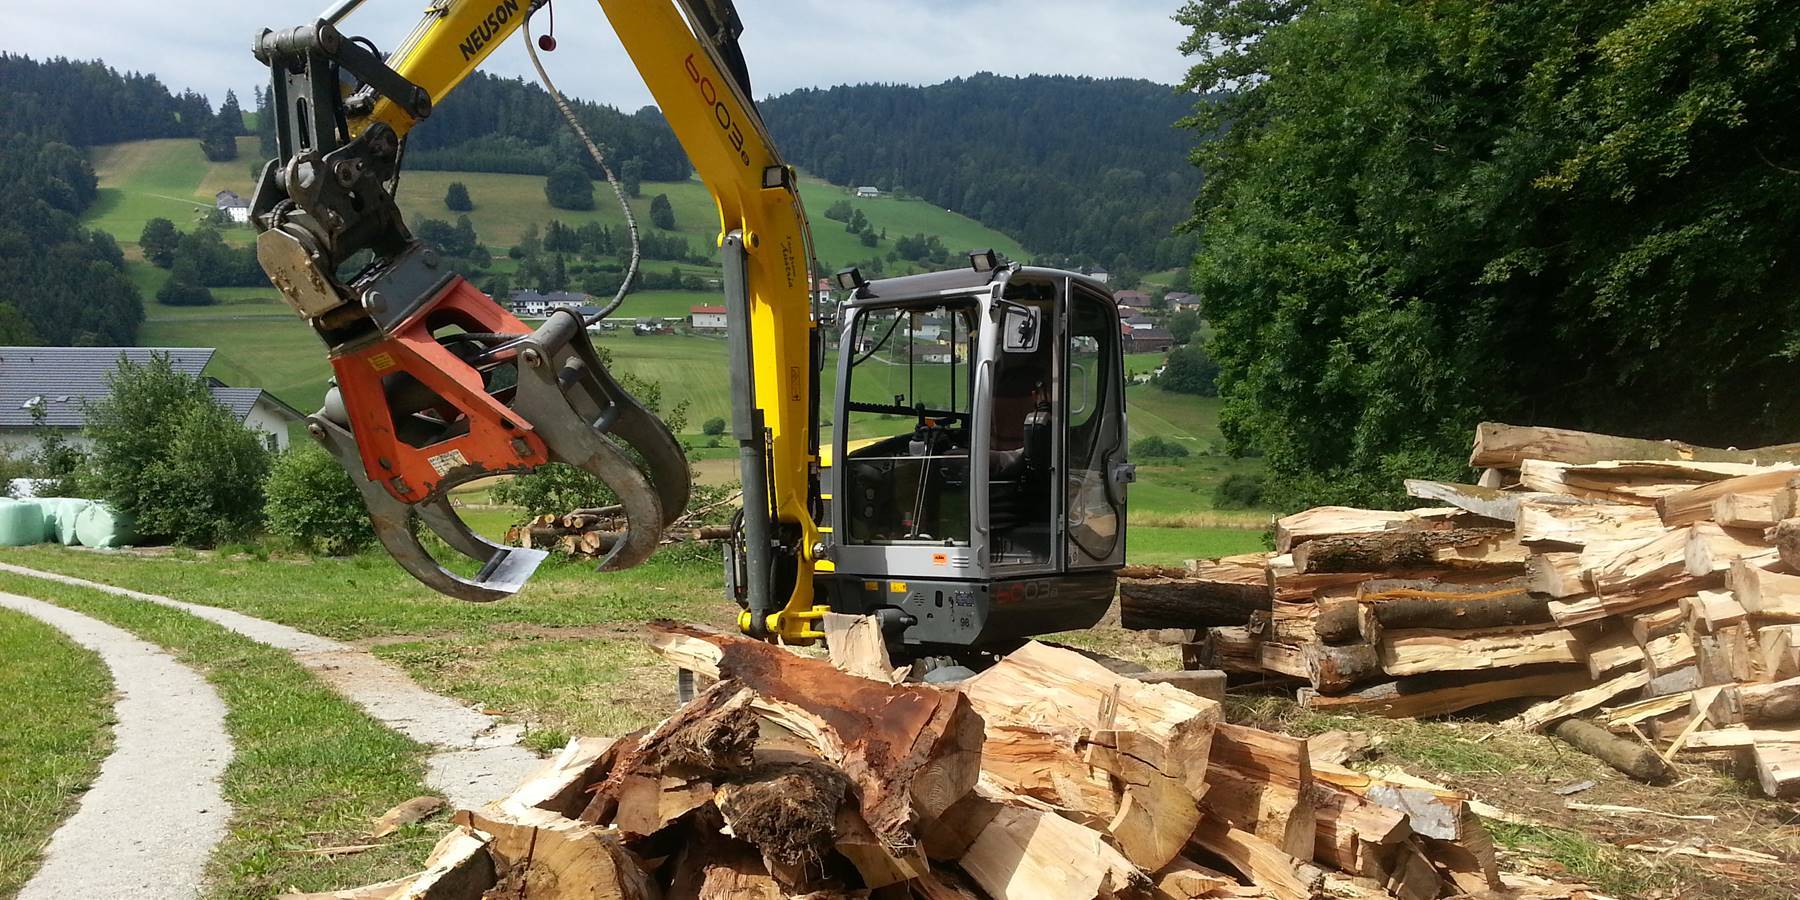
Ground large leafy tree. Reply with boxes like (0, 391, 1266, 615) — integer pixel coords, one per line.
(1179, 0, 1800, 509)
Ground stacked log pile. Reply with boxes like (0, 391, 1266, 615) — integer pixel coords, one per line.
(1122, 422, 1800, 799)
(505, 506, 733, 559)
(294, 621, 1589, 900)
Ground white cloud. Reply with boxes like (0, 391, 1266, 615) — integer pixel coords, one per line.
(3, 0, 1190, 110)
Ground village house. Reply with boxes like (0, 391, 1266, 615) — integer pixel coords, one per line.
(855, 186, 881, 199)
(214, 189, 251, 225)
(690, 305, 728, 330)
(1119, 322, 1175, 354)
(0, 347, 305, 453)
(1113, 289, 1151, 308)
(508, 290, 593, 317)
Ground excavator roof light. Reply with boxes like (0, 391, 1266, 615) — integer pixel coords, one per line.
(834, 267, 866, 293)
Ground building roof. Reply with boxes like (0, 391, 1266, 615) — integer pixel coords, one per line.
(1115, 290, 1150, 302)
(1123, 315, 1158, 327)
(690, 305, 728, 315)
(1133, 328, 1176, 343)
(0, 347, 301, 429)
(0, 347, 213, 427)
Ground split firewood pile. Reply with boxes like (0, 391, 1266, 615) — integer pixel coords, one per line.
(1120, 422, 1800, 799)
(293, 619, 1590, 900)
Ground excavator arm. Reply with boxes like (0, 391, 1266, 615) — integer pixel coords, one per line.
(252, 0, 824, 639)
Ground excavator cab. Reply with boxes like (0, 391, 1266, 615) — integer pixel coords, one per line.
(818, 258, 1132, 651)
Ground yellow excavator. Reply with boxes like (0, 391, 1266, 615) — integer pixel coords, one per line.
(250, 0, 1133, 656)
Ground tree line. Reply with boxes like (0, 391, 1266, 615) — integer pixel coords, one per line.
(1180, 0, 1800, 510)
(0, 135, 142, 345)
(760, 74, 1205, 278)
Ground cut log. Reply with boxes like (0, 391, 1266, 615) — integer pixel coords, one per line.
(1148, 858, 1239, 899)
(1684, 521, 1776, 576)
(1777, 517, 1800, 572)
(1197, 627, 1264, 676)
(1586, 528, 1691, 593)
(1546, 574, 1717, 627)
(1308, 783, 1410, 876)
(1760, 624, 1800, 679)
(1679, 724, 1800, 751)
(1259, 642, 1309, 680)
(1515, 500, 1664, 548)
(961, 641, 1219, 870)
(1517, 460, 1674, 504)
(635, 623, 983, 848)
(456, 807, 656, 900)
(339, 828, 495, 900)
(1754, 742, 1800, 799)
(1582, 628, 1694, 680)
(1710, 675, 1800, 725)
(1728, 558, 1800, 618)
(1527, 552, 1587, 598)
(1377, 625, 1583, 677)
(1353, 581, 1548, 637)
(1275, 507, 1424, 554)
(1267, 600, 1320, 646)
(1187, 818, 1325, 900)
(611, 774, 713, 838)
(495, 736, 618, 820)
(1403, 479, 1569, 523)
(1467, 422, 1800, 468)
(1204, 724, 1316, 860)
(1314, 597, 1362, 645)
(1290, 528, 1519, 575)
(1119, 562, 1271, 631)
(1628, 603, 1686, 644)
(1509, 668, 1651, 732)
(1550, 719, 1668, 783)
(1657, 467, 1800, 527)
(1304, 642, 1382, 694)
(957, 791, 1151, 900)
(1714, 491, 1780, 528)
(821, 613, 904, 684)
(1299, 666, 1595, 719)
(1680, 590, 1747, 635)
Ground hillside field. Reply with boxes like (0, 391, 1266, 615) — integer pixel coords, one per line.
(88, 136, 1270, 557)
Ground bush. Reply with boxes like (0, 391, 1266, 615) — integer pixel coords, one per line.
(1212, 473, 1267, 509)
(264, 446, 374, 555)
(83, 353, 270, 545)
(140, 217, 179, 268)
(155, 277, 214, 307)
(702, 416, 727, 436)
(1132, 435, 1190, 459)
(445, 181, 473, 212)
(1157, 346, 1219, 396)
(545, 164, 595, 210)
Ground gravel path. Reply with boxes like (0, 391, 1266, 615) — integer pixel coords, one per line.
(0, 592, 231, 900)
(0, 562, 540, 809)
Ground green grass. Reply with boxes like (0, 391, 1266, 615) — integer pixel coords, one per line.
(0, 571, 437, 898)
(1126, 525, 1266, 566)
(0, 607, 114, 898)
(796, 177, 1029, 269)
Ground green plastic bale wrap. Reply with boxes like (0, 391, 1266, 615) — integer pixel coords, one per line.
(0, 499, 46, 547)
(74, 503, 135, 550)
(34, 498, 94, 546)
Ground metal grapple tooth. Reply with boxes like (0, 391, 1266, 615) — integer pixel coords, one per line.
(309, 414, 548, 603)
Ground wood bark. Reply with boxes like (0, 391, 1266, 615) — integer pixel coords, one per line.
(1118, 566, 1270, 631)
(1299, 666, 1596, 719)
(1290, 528, 1518, 575)
(1275, 506, 1425, 554)
(1304, 642, 1382, 694)
(1467, 421, 1800, 468)
(1550, 719, 1668, 783)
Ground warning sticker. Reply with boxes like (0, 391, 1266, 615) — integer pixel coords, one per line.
(427, 449, 469, 476)
(369, 352, 397, 372)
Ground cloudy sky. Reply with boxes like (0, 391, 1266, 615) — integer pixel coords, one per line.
(6, 0, 1193, 110)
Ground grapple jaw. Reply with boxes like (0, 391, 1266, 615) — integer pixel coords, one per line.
(309, 276, 690, 602)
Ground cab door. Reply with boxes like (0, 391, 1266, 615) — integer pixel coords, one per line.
(1062, 283, 1127, 569)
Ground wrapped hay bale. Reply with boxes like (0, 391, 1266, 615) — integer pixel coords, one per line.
(33, 498, 94, 546)
(0, 499, 46, 547)
(74, 502, 135, 549)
